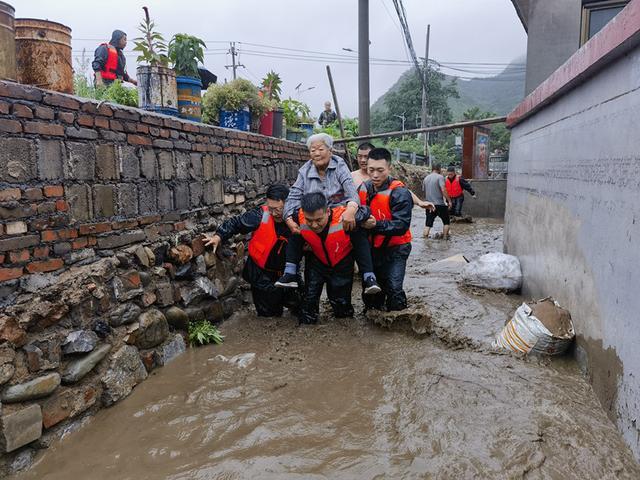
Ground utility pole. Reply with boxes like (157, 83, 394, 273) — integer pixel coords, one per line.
(421, 25, 431, 166)
(358, 0, 370, 135)
(393, 113, 406, 138)
(226, 42, 244, 80)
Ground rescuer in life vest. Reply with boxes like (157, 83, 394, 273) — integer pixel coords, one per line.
(92, 30, 138, 87)
(202, 184, 301, 317)
(292, 192, 372, 325)
(359, 148, 416, 311)
(445, 165, 476, 217)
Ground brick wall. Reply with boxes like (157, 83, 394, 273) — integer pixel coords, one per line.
(0, 80, 308, 474)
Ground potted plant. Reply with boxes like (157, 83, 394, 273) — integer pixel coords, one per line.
(202, 78, 271, 132)
(258, 71, 283, 137)
(168, 33, 206, 121)
(282, 98, 311, 142)
(133, 6, 178, 115)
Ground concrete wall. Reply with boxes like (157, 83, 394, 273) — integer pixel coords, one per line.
(0, 80, 308, 474)
(463, 180, 506, 219)
(505, 46, 640, 460)
(525, 0, 582, 94)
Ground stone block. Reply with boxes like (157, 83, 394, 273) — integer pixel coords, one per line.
(65, 142, 96, 180)
(223, 154, 235, 177)
(189, 182, 203, 208)
(154, 334, 186, 366)
(213, 154, 224, 177)
(5, 221, 27, 235)
(119, 145, 140, 179)
(174, 183, 189, 210)
(1, 373, 61, 403)
(93, 185, 115, 218)
(224, 193, 235, 205)
(157, 184, 173, 212)
(155, 282, 174, 306)
(41, 385, 98, 429)
(0, 405, 42, 453)
(117, 183, 138, 217)
(101, 345, 148, 406)
(37, 139, 64, 180)
(202, 154, 214, 179)
(138, 183, 158, 215)
(175, 152, 190, 179)
(95, 144, 119, 180)
(65, 185, 93, 222)
(140, 149, 157, 179)
(190, 153, 203, 179)
(132, 309, 169, 349)
(96, 230, 145, 250)
(158, 151, 174, 180)
(62, 343, 111, 384)
(0, 138, 36, 183)
(66, 126, 98, 140)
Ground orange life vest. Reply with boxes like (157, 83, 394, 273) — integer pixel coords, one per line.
(100, 43, 119, 81)
(298, 206, 353, 267)
(360, 180, 412, 248)
(247, 206, 287, 269)
(446, 175, 463, 198)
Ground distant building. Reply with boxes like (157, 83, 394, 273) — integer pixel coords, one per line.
(507, 0, 639, 460)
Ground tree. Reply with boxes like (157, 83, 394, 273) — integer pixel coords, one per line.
(371, 66, 459, 134)
(462, 107, 511, 155)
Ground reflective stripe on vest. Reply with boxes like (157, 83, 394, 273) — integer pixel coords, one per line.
(367, 179, 412, 248)
(298, 206, 353, 267)
(100, 44, 119, 81)
(446, 175, 463, 198)
(247, 206, 282, 269)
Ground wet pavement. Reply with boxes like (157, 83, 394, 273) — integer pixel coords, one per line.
(14, 211, 640, 479)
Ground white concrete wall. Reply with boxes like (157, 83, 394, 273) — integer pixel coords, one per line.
(505, 46, 640, 460)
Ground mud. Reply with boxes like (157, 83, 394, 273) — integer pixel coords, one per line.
(531, 299, 574, 338)
(12, 211, 640, 479)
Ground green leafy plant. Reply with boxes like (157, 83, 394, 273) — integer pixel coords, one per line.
(281, 98, 311, 128)
(73, 75, 138, 107)
(188, 319, 224, 346)
(133, 6, 169, 67)
(260, 71, 282, 102)
(168, 33, 206, 78)
(202, 78, 273, 124)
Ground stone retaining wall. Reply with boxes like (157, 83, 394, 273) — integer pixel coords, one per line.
(0, 80, 307, 474)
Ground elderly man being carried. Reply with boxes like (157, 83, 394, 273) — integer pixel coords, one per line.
(275, 133, 381, 295)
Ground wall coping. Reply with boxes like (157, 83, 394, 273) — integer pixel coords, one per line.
(507, 0, 640, 128)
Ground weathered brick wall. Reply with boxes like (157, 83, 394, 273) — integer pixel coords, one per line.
(0, 80, 308, 474)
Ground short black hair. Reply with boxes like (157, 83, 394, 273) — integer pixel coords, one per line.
(357, 142, 375, 151)
(432, 163, 441, 172)
(266, 184, 289, 201)
(300, 192, 327, 213)
(446, 165, 456, 173)
(368, 147, 392, 163)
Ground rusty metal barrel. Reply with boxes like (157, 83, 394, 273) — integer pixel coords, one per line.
(0, 1, 16, 81)
(15, 18, 73, 93)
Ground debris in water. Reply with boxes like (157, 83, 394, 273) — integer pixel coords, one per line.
(365, 304, 432, 335)
(213, 352, 256, 368)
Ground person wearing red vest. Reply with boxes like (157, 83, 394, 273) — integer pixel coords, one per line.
(293, 192, 372, 325)
(445, 165, 476, 217)
(92, 30, 137, 87)
(202, 185, 300, 317)
(359, 148, 414, 311)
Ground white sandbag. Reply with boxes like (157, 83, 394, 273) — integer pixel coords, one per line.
(460, 252, 522, 291)
(493, 298, 575, 355)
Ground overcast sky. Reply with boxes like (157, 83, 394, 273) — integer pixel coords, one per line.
(12, 0, 526, 117)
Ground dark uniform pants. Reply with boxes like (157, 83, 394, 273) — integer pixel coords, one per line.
(299, 254, 355, 324)
(451, 195, 464, 216)
(243, 258, 301, 317)
(363, 243, 411, 311)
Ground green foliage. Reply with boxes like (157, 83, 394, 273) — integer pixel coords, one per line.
(281, 98, 311, 128)
(261, 71, 282, 102)
(315, 117, 359, 138)
(188, 320, 224, 347)
(385, 137, 425, 155)
(371, 66, 459, 134)
(462, 107, 511, 154)
(202, 78, 273, 124)
(168, 33, 206, 78)
(428, 143, 457, 166)
(133, 7, 169, 67)
(73, 75, 138, 107)
(462, 106, 495, 120)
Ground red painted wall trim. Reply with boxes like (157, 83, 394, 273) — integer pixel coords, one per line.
(507, 0, 640, 128)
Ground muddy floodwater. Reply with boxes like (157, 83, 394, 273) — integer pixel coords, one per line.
(15, 212, 640, 479)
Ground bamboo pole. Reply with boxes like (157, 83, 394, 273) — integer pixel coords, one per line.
(333, 116, 507, 144)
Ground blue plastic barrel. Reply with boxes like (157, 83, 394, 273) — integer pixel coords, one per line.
(220, 109, 251, 131)
(176, 76, 203, 122)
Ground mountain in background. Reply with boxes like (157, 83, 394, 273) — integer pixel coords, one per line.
(372, 55, 526, 120)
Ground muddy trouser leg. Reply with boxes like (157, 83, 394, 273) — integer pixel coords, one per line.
(452, 196, 464, 216)
(326, 257, 355, 318)
(285, 233, 304, 265)
(299, 257, 325, 324)
(250, 269, 285, 317)
(384, 244, 411, 311)
(364, 248, 387, 310)
(349, 228, 374, 275)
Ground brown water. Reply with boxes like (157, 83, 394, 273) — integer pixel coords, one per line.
(15, 213, 640, 479)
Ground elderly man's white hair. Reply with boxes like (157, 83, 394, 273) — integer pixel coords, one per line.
(306, 133, 334, 149)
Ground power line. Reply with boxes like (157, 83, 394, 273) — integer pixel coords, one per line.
(391, 0, 428, 92)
